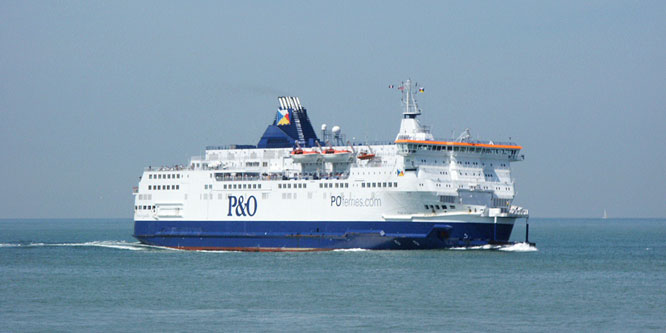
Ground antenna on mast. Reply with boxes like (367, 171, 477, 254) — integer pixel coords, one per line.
(399, 79, 422, 118)
(393, 79, 433, 141)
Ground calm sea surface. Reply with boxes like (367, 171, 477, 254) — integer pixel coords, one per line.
(1, 218, 665, 332)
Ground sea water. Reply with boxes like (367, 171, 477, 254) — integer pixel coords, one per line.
(1, 218, 665, 332)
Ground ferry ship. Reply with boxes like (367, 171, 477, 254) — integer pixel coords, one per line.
(133, 80, 529, 251)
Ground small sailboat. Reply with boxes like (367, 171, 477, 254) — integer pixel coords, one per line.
(602, 209, 608, 219)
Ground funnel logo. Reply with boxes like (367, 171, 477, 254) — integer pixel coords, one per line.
(277, 109, 291, 126)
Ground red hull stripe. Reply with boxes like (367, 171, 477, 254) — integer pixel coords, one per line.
(172, 246, 333, 252)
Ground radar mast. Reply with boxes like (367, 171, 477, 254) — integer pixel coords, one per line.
(394, 79, 433, 141)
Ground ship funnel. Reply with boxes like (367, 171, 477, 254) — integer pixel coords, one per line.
(257, 96, 320, 148)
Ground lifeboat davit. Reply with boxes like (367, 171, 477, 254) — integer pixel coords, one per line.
(290, 149, 321, 163)
(322, 148, 352, 162)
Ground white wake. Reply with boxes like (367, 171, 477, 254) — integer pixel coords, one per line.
(0, 241, 167, 251)
(498, 242, 538, 252)
(450, 242, 538, 252)
(332, 248, 368, 252)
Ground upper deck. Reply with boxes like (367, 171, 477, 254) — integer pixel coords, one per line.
(395, 138, 524, 161)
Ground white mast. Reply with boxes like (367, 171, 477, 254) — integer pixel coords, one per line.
(395, 79, 433, 141)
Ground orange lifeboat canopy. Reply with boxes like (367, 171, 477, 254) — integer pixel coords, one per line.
(322, 149, 352, 162)
(357, 152, 375, 160)
(291, 149, 321, 163)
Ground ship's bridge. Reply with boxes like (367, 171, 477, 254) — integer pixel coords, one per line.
(395, 139, 524, 161)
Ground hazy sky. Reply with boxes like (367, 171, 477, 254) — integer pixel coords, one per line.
(1, 1, 664, 218)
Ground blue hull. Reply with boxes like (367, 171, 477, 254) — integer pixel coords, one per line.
(134, 220, 515, 251)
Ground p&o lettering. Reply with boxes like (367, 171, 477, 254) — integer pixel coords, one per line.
(227, 195, 257, 216)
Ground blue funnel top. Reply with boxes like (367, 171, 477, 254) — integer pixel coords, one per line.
(257, 97, 319, 148)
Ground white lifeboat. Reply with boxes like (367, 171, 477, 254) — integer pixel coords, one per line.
(290, 148, 321, 163)
(322, 148, 352, 163)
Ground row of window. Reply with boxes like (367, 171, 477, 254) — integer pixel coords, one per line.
(402, 143, 518, 155)
(425, 204, 455, 210)
(200, 192, 272, 201)
(493, 198, 512, 207)
(135, 205, 155, 210)
(148, 174, 181, 179)
(440, 195, 457, 203)
(361, 182, 398, 188)
(412, 158, 512, 169)
(282, 192, 298, 199)
(319, 183, 349, 188)
(137, 194, 152, 200)
(222, 183, 262, 190)
(148, 185, 180, 190)
(279, 183, 306, 189)
(457, 161, 507, 167)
